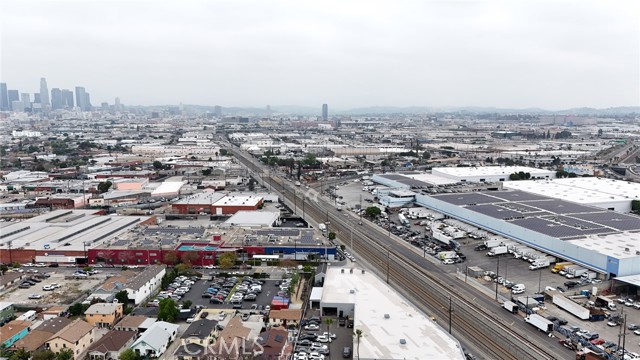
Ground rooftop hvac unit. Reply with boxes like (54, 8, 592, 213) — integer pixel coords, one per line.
(349, 268, 353, 274)
(399, 339, 406, 345)
(361, 269, 365, 274)
(625, 248, 630, 252)
(341, 269, 345, 273)
(384, 314, 390, 319)
(349, 289, 355, 294)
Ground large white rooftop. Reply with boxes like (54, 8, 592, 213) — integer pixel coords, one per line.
(224, 211, 280, 227)
(568, 232, 640, 260)
(433, 166, 555, 179)
(322, 267, 464, 360)
(504, 178, 640, 205)
(405, 172, 459, 185)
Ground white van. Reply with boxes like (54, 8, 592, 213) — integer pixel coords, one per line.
(511, 284, 526, 294)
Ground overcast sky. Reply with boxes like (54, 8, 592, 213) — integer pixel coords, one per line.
(1, 0, 638, 110)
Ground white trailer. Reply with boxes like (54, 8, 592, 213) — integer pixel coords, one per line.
(566, 267, 588, 278)
(502, 300, 519, 314)
(398, 214, 410, 227)
(483, 239, 504, 248)
(432, 230, 453, 246)
(524, 314, 554, 334)
(553, 295, 589, 320)
(529, 258, 551, 270)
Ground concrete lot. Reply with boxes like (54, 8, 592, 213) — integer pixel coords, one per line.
(0, 271, 104, 305)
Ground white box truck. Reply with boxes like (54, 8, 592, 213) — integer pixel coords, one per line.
(319, 223, 327, 233)
(483, 239, 503, 248)
(529, 258, 551, 270)
(487, 246, 508, 256)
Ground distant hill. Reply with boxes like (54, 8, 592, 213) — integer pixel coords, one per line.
(132, 104, 640, 116)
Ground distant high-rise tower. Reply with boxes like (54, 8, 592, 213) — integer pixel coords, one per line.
(39, 78, 50, 106)
(21, 93, 31, 111)
(214, 105, 222, 117)
(114, 97, 121, 111)
(75, 86, 87, 110)
(8, 90, 19, 110)
(322, 103, 328, 121)
(34, 93, 41, 103)
(62, 89, 74, 108)
(0, 83, 8, 110)
(51, 88, 63, 109)
(85, 92, 92, 110)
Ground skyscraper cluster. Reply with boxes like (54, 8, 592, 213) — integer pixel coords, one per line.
(0, 77, 118, 112)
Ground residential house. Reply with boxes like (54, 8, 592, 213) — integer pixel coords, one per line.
(253, 328, 289, 360)
(11, 317, 71, 352)
(87, 330, 136, 360)
(42, 306, 67, 321)
(114, 314, 156, 333)
(173, 343, 207, 360)
(0, 302, 14, 325)
(268, 309, 302, 328)
(210, 317, 252, 359)
(130, 321, 179, 358)
(0, 320, 31, 347)
(180, 319, 218, 347)
(123, 265, 166, 305)
(46, 319, 95, 359)
(84, 303, 124, 328)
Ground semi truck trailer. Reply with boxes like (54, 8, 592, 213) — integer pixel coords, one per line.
(524, 314, 554, 333)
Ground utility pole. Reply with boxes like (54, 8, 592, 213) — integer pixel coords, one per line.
(495, 255, 500, 300)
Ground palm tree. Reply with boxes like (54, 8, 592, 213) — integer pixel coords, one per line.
(354, 329, 363, 360)
(324, 317, 334, 334)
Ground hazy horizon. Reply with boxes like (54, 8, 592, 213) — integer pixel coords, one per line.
(2, 0, 638, 110)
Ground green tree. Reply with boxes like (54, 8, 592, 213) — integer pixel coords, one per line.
(218, 252, 237, 269)
(182, 300, 192, 309)
(119, 348, 139, 360)
(115, 290, 129, 304)
(328, 232, 336, 241)
(633, 200, 640, 214)
(68, 303, 87, 316)
(509, 173, 521, 181)
(354, 329, 363, 360)
(202, 168, 212, 176)
(55, 348, 74, 360)
(180, 251, 199, 266)
(153, 161, 163, 170)
(219, 149, 228, 156)
(422, 151, 431, 160)
(158, 298, 179, 322)
(97, 181, 113, 193)
(365, 206, 381, 218)
(10, 348, 32, 360)
(175, 263, 190, 273)
(248, 178, 256, 191)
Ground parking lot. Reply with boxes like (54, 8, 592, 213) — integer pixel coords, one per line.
(295, 309, 355, 359)
(178, 277, 286, 311)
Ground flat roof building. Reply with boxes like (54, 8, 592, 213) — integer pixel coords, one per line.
(504, 177, 640, 213)
(320, 267, 464, 360)
(432, 166, 555, 183)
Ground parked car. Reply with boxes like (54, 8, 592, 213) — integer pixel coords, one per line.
(28, 294, 42, 299)
(304, 324, 320, 331)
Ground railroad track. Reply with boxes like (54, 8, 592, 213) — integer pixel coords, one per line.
(231, 147, 563, 360)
